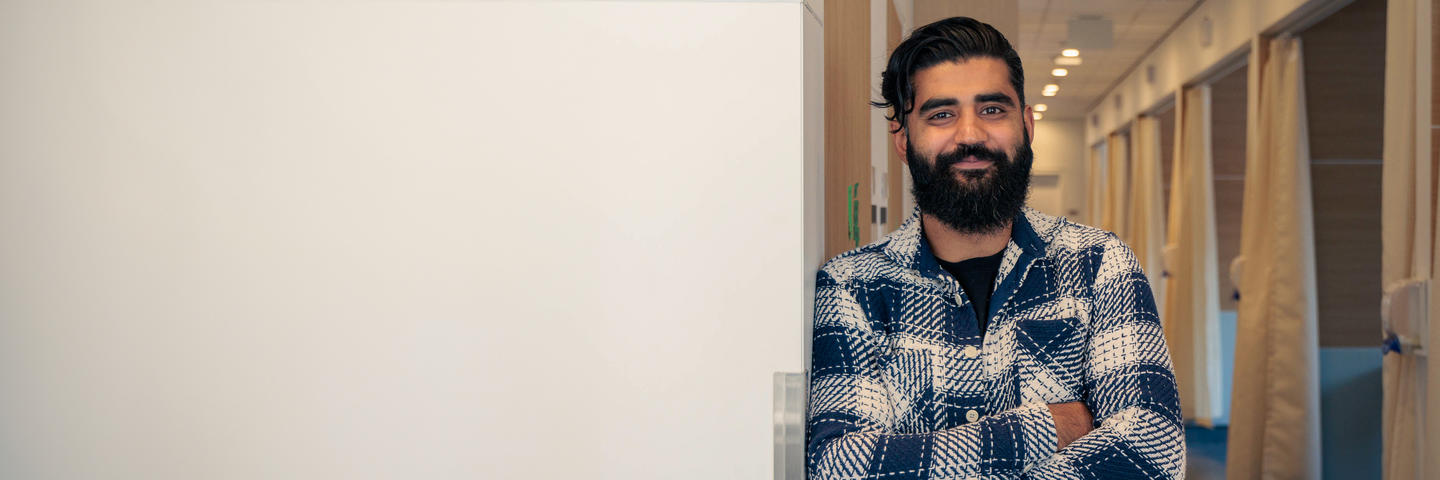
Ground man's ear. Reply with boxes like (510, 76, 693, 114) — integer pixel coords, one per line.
(1022, 105, 1035, 140)
(890, 120, 906, 160)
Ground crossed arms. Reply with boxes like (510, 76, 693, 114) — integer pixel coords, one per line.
(807, 240, 1185, 479)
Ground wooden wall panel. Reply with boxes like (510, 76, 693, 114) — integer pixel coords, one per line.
(1311, 164, 1383, 346)
(1212, 66, 1248, 312)
(1158, 105, 1176, 222)
(825, 1, 871, 258)
(1301, 0, 1386, 160)
(1300, 0, 1386, 347)
(887, 0, 905, 232)
(1211, 71, 1249, 179)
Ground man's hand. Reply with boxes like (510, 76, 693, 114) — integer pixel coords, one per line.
(1046, 402, 1093, 450)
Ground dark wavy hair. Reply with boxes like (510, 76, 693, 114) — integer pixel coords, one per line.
(874, 17, 1025, 133)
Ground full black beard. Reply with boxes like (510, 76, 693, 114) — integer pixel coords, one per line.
(907, 131, 1033, 234)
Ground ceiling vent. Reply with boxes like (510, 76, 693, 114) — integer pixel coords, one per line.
(1067, 15, 1113, 50)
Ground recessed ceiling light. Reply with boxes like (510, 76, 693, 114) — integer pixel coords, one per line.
(1054, 55, 1083, 66)
(1051, 68, 1069, 77)
(1043, 83, 1060, 91)
(1033, 112, 1044, 120)
(1062, 48, 1080, 57)
(1034, 104, 1048, 112)
(1042, 90, 1058, 97)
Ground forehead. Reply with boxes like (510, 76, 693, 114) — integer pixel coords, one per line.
(911, 57, 1015, 105)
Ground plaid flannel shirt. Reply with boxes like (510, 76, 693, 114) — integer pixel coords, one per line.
(808, 207, 1184, 479)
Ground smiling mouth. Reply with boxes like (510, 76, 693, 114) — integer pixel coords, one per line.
(951, 157, 994, 170)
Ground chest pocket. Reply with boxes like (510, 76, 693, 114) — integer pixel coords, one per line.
(879, 347, 936, 433)
(1013, 317, 1088, 403)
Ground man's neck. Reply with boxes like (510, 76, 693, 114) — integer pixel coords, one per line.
(921, 214, 1012, 263)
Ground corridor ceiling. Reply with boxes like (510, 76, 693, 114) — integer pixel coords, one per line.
(1016, 0, 1203, 120)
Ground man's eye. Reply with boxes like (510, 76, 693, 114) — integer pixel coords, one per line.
(981, 106, 1003, 115)
(930, 112, 953, 120)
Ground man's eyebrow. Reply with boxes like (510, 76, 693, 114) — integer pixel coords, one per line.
(917, 97, 957, 113)
(976, 92, 1016, 106)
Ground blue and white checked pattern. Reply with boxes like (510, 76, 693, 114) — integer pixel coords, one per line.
(808, 207, 1184, 479)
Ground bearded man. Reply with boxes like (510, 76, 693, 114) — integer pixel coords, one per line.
(807, 17, 1184, 479)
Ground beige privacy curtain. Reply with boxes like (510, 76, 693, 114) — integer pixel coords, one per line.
(1088, 142, 1107, 226)
(1102, 132, 1130, 237)
(1226, 35, 1322, 480)
(1380, 0, 1431, 476)
(1127, 115, 1166, 282)
(1162, 87, 1225, 426)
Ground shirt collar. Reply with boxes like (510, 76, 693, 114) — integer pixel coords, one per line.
(883, 206, 1057, 277)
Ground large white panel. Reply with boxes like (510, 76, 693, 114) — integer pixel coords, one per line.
(0, 1, 812, 478)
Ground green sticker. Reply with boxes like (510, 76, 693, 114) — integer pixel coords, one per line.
(846, 183, 860, 247)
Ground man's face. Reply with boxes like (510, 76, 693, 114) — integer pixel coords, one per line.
(894, 57, 1035, 234)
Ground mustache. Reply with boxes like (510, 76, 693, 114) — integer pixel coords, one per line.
(933, 143, 1008, 168)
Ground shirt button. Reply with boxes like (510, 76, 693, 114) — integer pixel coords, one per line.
(966, 409, 980, 422)
(962, 346, 981, 359)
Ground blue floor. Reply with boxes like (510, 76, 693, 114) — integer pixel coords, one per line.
(1185, 344, 1385, 480)
(1185, 425, 1227, 479)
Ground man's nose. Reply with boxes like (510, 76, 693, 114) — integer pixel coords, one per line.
(953, 113, 988, 145)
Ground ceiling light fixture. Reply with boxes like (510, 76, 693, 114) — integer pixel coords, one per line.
(1054, 55, 1083, 66)
(1034, 104, 1048, 112)
(1051, 68, 1069, 77)
(1042, 90, 1058, 97)
(1062, 48, 1080, 57)
(1033, 112, 1044, 120)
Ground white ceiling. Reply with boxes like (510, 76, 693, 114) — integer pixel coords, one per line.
(1016, 0, 1201, 120)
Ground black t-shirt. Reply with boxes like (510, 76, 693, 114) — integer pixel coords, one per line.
(937, 249, 1005, 337)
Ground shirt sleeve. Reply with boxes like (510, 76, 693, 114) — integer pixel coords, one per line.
(807, 265, 1059, 480)
(1021, 235, 1186, 479)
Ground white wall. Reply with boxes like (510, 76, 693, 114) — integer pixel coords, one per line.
(870, 0, 916, 235)
(871, 0, 892, 238)
(1031, 120, 1088, 221)
(895, 0, 918, 217)
(0, 1, 817, 478)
